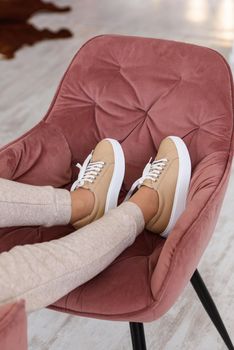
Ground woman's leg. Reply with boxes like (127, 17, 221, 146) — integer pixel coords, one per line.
(0, 177, 95, 227)
(0, 178, 71, 227)
(0, 201, 145, 313)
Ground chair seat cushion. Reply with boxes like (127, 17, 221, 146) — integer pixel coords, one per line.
(49, 227, 165, 321)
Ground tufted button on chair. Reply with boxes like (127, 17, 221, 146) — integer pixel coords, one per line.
(0, 35, 233, 350)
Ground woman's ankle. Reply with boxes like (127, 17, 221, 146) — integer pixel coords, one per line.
(128, 186, 159, 224)
(70, 188, 95, 224)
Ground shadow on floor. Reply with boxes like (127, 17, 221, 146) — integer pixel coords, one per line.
(0, 0, 73, 59)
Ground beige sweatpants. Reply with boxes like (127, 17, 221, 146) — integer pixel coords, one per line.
(0, 178, 145, 313)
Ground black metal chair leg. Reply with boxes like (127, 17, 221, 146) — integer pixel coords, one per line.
(129, 322, 147, 350)
(191, 269, 234, 350)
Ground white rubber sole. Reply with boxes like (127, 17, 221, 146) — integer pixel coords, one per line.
(104, 138, 125, 212)
(160, 136, 191, 238)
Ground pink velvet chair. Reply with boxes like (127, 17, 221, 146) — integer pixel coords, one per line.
(0, 35, 233, 350)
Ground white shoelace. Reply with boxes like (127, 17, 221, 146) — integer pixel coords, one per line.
(70, 151, 105, 191)
(124, 158, 168, 201)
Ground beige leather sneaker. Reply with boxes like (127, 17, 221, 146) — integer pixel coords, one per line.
(125, 136, 191, 237)
(70, 138, 125, 230)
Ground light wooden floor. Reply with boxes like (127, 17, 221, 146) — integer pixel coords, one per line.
(0, 0, 234, 349)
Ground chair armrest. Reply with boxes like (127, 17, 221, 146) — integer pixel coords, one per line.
(0, 300, 27, 350)
(150, 150, 233, 319)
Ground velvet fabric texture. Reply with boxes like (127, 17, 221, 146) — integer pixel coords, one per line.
(0, 35, 233, 323)
(0, 300, 27, 350)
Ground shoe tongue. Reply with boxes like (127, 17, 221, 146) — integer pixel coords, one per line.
(142, 178, 154, 189)
(90, 139, 113, 163)
(155, 137, 176, 161)
(155, 148, 167, 162)
(72, 190, 99, 227)
(80, 183, 92, 190)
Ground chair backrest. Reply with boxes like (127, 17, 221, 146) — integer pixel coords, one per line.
(1, 35, 233, 188)
(45, 35, 233, 188)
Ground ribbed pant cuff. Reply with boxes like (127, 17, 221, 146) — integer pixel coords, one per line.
(53, 188, 72, 226)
